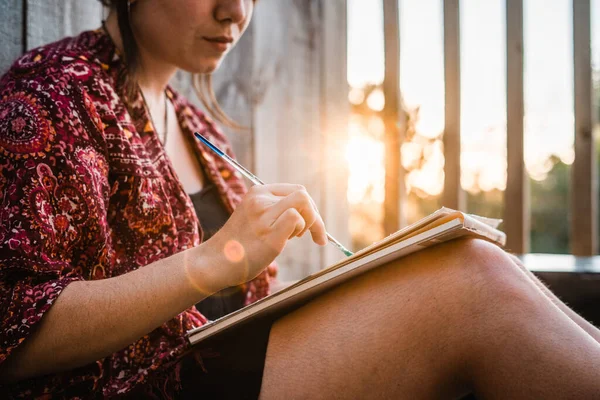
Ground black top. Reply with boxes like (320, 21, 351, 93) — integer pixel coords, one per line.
(190, 183, 245, 320)
(189, 182, 231, 242)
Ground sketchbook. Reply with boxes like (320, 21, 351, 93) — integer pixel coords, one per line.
(187, 208, 506, 345)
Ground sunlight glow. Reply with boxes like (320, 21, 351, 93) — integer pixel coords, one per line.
(405, 140, 445, 197)
(345, 0, 600, 236)
(346, 117, 385, 205)
(366, 89, 386, 112)
(348, 88, 365, 105)
(347, 0, 385, 87)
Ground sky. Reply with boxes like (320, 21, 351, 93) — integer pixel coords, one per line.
(347, 0, 600, 193)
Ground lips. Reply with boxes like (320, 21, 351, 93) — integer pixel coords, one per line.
(203, 35, 234, 53)
(203, 36, 234, 44)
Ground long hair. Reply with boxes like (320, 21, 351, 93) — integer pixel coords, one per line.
(99, 0, 242, 128)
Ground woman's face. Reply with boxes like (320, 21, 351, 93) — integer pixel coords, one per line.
(130, 0, 255, 74)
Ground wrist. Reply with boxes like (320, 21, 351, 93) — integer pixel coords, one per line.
(188, 240, 232, 295)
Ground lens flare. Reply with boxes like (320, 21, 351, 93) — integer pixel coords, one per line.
(224, 240, 245, 263)
(183, 249, 212, 296)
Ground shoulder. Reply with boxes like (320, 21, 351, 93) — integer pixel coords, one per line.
(2, 30, 110, 87)
(0, 33, 110, 161)
(1, 30, 115, 116)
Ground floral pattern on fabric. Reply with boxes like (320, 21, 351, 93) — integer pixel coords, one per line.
(0, 28, 276, 398)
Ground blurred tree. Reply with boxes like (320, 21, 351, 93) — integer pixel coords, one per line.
(530, 156, 570, 254)
(467, 189, 503, 220)
(349, 73, 600, 254)
(467, 156, 570, 254)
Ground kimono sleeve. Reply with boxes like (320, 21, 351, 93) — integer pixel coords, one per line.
(0, 73, 110, 365)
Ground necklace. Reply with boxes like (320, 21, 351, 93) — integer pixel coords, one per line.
(139, 88, 169, 146)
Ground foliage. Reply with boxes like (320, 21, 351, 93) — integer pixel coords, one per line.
(465, 158, 570, 254)
(348, 80, 600, 254)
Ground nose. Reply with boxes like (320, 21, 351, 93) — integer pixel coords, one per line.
(214, 0, 247, 25)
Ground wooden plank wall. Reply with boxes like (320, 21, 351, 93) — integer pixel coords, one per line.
(0, 0, 103, 72)
(320, 0, 350, 268)
(0, 0, 350, 281)
(210, 27, 255, 169)
(571, 0, 597, 256)
(26, 0, 103, 50)
(0, 0, 23, 74)
(253, 0, 350, 279)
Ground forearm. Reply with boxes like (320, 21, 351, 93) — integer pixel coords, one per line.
(0, 243, 227, 383)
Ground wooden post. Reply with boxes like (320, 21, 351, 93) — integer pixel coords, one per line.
(442, 0, 465, 211)
(571, 0, 597, 255)
(0, 0, 24, 73)
(383, 0, 406, 235)
(504, 0, 529, 254)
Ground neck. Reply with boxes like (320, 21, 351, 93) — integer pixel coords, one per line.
(104, 11, 177, 103)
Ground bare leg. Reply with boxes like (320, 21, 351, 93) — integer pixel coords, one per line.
(260, 239, 600, 400)
(507, 253, 600, 343)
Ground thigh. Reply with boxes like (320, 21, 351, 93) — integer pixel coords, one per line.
(259, 240, 495, 400)
(259, 239, 600, 400)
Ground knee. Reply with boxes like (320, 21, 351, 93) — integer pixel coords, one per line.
(442, 238, 531, 301)
(440, 238, 512, 275)
(380, 238, 531, 309)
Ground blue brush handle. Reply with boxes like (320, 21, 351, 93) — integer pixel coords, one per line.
(194, 131, 353, 257)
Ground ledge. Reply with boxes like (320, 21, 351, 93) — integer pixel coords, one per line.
(518, 254, 600, 274)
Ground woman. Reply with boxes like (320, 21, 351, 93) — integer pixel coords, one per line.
(0, 0, 599, 398)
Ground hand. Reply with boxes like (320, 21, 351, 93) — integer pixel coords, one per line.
(204, 184, 328, 288)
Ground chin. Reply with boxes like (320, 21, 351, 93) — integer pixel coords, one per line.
(181, 57, 225, 75)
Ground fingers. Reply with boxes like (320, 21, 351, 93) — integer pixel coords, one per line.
(308, 220, 328, 246)
(244, 183, 328, 246)
(251, 183, 308, 197)
(265, 189, 328, 246)
(265, 190, 313, 230)
(271, 208, 306, 241)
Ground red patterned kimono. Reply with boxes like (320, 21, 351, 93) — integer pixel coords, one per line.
(0, 28, 276, 398)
